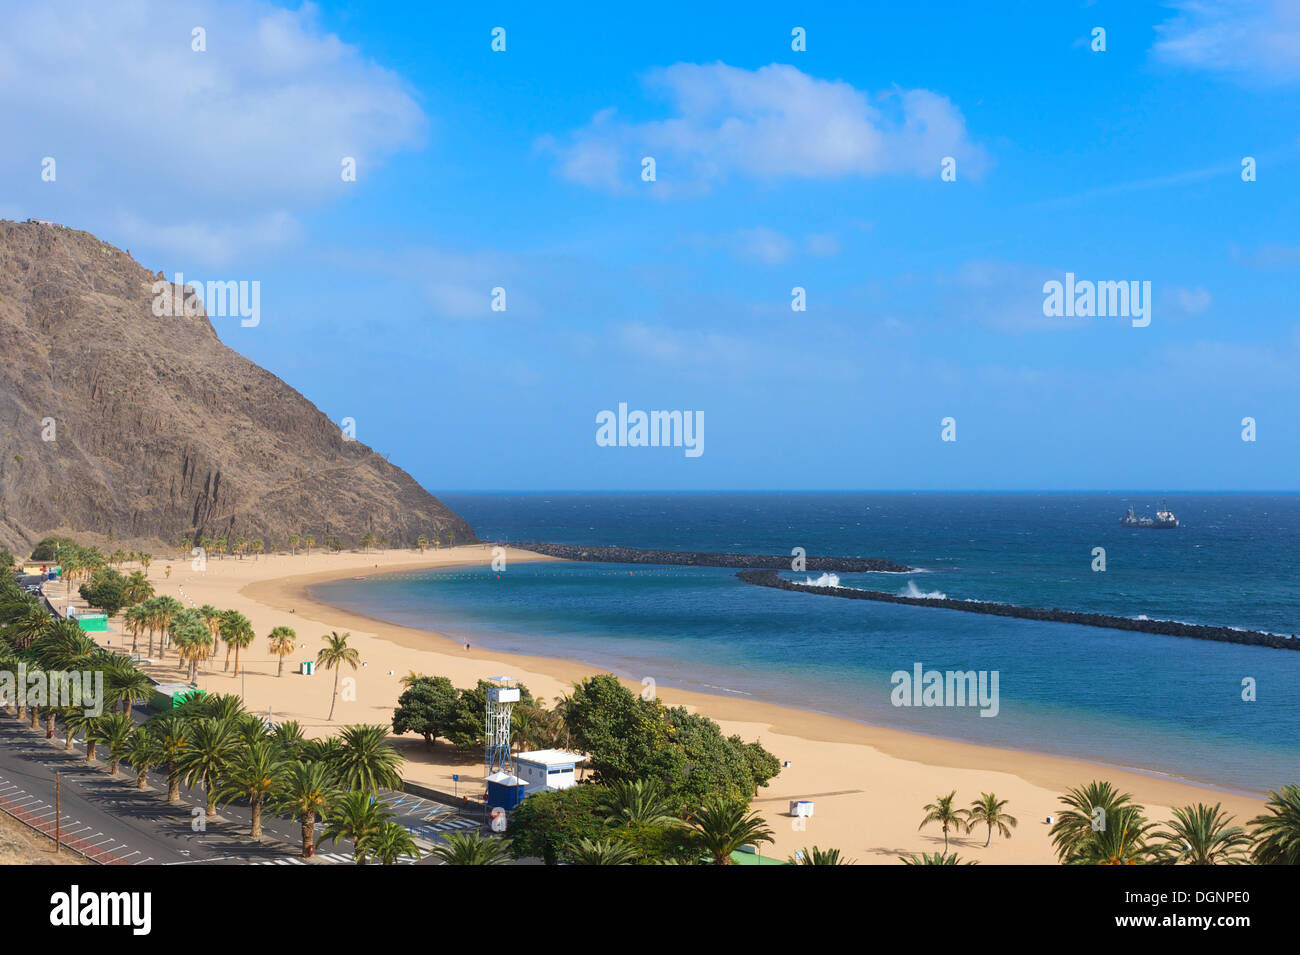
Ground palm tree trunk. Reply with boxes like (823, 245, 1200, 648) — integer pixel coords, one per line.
(251, 797, 262, 840)
(225, 646, 232, 671)
(137, 770, 148, 790)
(234, 646, 241, 677)
(30, 706, 40, 729)
(167, 776, 180, 803)
(328, 669, 339, 721)
(943, 825, 949, 853)
(45, 713, 55, 737)
(86, 741, 96, 761)
(985, 824, 992, 848)
(277, 656, 284, 677)
(65, 729, 74, 750)
(302, 814, 315, 858)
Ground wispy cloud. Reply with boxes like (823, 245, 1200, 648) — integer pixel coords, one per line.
(1153, 0, 1300, 85)
(540, 62, 985, 194)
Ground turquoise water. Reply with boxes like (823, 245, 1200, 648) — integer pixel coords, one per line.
(314, 493, 1300, 792)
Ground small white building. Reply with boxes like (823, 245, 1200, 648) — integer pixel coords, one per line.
(515, 749, 587, 794)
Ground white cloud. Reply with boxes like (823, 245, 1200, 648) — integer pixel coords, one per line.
(1153, 0, 1300, 84)
(0, 0, 425, 247)
(116, 210, 302, 266)
(543, 62, 984, 194)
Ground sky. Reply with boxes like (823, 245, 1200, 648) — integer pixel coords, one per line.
(2, 0, 1298, 491)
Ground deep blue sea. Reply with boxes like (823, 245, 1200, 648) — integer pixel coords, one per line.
(313, 493, 1300, 792)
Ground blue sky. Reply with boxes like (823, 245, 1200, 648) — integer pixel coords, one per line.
(3, 0, 1298, 490)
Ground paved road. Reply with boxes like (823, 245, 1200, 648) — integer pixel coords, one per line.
(0, 715, 480, 865)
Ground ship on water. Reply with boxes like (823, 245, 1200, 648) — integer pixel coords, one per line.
(1121, 499, 1179, 528)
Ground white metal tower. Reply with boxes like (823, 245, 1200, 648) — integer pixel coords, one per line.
(485, 675, 520, 775)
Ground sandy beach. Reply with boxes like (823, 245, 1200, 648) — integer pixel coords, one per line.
(77, 546, 1270, 865)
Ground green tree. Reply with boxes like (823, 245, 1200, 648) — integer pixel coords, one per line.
(219, 610, 255, 675)
(689, 797, 774, 865)
(391, 676, 459, 748)
(1155, 803, 1252, 865)
(371, 822, 420, 864)
(598, 778, 680, 829)
(1248, 784, 1300, 865)
(78, 568, 128, 617)
(507, 785, 609, 865)
(216, 739, 286, 840)
(900, 852, 978, 865)
(569, 837, 640, 865)
(316, 631, 359, 721)
(150, 714, 190, 803)
(178, 718, 241, 815)
(790, 845, 855, 865)
(333, 724, 404, 793)
(321, 790, 393, 864)
(919, 790, 968, 855)
(1050, 781, 1135, 863)
(428, 832, 510, 865)
(124, 728, 163, 790)
(1066, 805, 1160, 865)
(267, 626, 297, 677)
(92, 712, 135, 774)
(967, 792, 1017, 848)
(275, 760, 340, 859)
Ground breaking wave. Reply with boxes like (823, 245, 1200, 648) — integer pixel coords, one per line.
(901, 579, 947, 600)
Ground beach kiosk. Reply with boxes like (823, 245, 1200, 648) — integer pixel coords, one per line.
(68, 607, 108, 632)
(149, 682, 205, 712)
(515, 750, 588, 795)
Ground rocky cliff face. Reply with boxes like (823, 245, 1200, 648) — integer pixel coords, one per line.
(0, 220, 474, 554)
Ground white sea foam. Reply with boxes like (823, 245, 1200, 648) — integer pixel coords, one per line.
(901, 580, 947, 600)
(803, 572, 841, 587)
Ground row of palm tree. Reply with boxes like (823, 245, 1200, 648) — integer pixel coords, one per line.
(909, 781, 1300, 865)
(1050, 780, 1299, 865)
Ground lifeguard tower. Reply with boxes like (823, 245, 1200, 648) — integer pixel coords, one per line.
(484, 675, 526, 809)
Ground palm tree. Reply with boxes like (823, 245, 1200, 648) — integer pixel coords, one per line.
(288, 536, 300, 556)
(275, 760, 340, 858)
(790, 845, 855, 865)
(416, 535, 428, 554)
(1067, 804, 1160, 865)
(322, 790, 393, 864)
(149, 596, 183, 657)
(124, 728, 162, 790)
(139, 553, 153, 576)
(123, 604, 148, 655)
(1248, 783, 1300, 865)
(919, 790, 968, 854)
(333, 724, 404, 793)
(371, 822, 421, 864)
(689, 798, 774, 865)
(64, 712, 101, 760)
(173, 615, 213, 683)
(427, 832, 511, 865)
(1155, 803, 1252, 865)
(178, 718, 241, 816)
(103, 660, 152, 714)
(900, 852, 978, 865)
(123, 571, 153, 606)
(151, 714, 190, 803)
(272, 720, 306, 759)
(267, 626, 297, 677)
(316, 631, 359, 721)
(599, 778, 680, 829)
(570, 837, 640, 865)
(219, 609, 255, 674)
(967, 792, 1017, 848)
(92, 712, 135, 774)
(13, 607, 54, 649)
(197, 605, 222, 662)
(250, 540, 264, 559)
(1050, 781, 1136, 863)
(216, 739, 285, 840)
(303, 535, 315, 553)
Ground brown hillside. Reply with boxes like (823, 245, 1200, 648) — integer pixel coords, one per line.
(0, 220, 474, 554)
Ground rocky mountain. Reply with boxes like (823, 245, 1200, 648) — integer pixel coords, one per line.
(0, 220, 474, 555)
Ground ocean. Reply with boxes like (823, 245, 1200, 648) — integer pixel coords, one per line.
(312, 492, 1300, 793)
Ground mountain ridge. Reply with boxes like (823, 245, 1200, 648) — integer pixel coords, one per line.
(0, 219, 474, 554)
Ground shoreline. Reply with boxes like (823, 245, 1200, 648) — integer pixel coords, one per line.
(99, 547, 1273, 864)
